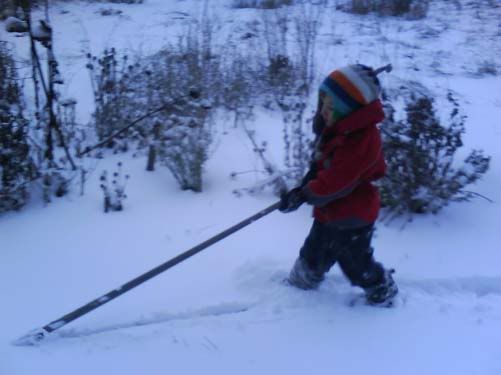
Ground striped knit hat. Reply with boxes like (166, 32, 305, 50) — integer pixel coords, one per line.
(319, 64, 391, 122)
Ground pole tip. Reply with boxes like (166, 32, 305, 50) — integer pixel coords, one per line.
(12, 328, 49, 347)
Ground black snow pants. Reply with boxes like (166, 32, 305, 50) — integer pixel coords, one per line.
(289, 220, 386, 290)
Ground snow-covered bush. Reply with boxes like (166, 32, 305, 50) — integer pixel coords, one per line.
(86, 12, 219, 192)
(157, 107, 211, 193)
(0, 42, 36, 213)
(220, 52, 260, 128)
(97, 8, 123, 16)
(231, 0, 293, 9)
(92, 0, 143, 3)
(0, 108, 34, 212)
(65, 0, 143, 3)
(379, 90, 490, 221)
(345, 0, 429, 18)
(145, 31, 217, 192)
(0, 0, 16, 20)
(476, 60, 498, 77)
(3, 3, 84, 207)
(4, 16, 29, 32)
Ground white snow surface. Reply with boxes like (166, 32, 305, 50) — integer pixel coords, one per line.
(1, 1, 501, 374)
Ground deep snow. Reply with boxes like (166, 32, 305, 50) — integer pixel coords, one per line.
(1, 1, 501, 374)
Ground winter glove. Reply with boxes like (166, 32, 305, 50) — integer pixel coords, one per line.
(279, 187, 306, 213)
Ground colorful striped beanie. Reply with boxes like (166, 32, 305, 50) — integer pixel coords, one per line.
(319, 64, 390, 122)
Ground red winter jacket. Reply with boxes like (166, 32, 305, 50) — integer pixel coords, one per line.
(302, 100, 386, 227)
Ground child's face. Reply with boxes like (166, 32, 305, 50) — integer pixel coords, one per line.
(320, 95, 335, 127)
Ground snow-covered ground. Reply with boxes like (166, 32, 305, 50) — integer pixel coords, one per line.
(1, 1, 501, 374)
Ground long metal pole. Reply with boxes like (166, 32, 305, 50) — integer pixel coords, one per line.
(13, 202, 281, 346)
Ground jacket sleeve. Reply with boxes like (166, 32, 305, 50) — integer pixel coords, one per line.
(302, 134, 383, 207)
(299, 161, 318, 188)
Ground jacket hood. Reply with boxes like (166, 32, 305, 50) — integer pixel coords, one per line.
(324, 100, 385, 137)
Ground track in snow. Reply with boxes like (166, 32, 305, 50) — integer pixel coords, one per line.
(46, 275, 501, 342)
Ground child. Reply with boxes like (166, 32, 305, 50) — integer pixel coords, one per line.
(279, 64, 398, 306)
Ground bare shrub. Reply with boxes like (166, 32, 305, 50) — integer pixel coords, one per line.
(261, 3, 322, 185)
(86, 48, 146, 152)
(99, 162, 129, 213)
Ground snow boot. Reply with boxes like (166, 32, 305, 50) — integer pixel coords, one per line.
(287, 257, 324, 290)
(364, 269, 398, 307)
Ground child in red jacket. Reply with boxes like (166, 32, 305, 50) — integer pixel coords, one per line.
(279, 64, 398, 306)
